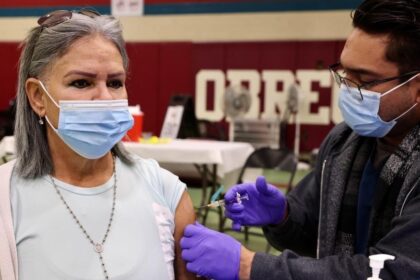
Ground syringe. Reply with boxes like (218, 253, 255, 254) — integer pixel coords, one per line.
(200, 192, 249, 208)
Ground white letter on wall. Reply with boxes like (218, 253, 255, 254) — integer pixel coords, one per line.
(195, 70, 225, 121)
(331, 82, 343, 124)
(296, 70, 331, 125)
(226, 70, 260, 119)
(261, 70, 295, 119)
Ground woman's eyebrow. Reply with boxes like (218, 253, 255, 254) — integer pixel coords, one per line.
(108, 72, 125, 79)
(63, 71, 126, 79)
(64, 70, 97, 78)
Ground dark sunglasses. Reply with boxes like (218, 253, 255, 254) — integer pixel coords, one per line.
(37, 9, 101, 28)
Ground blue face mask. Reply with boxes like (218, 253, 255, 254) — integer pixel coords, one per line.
(39, 81, 134, 159)
(338, 74, 419, 137)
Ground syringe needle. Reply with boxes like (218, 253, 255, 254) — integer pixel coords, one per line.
(199, 199, 225, 209)
(199, 192, 249, 209)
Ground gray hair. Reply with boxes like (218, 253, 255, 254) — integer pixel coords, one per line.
(15, 12, 133, 179)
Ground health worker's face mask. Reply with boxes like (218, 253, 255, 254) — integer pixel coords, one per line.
(338, 73, 419, 137)
(39, 81, 134, 159)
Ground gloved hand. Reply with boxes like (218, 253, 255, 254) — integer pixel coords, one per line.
(225, 176, 287, 231)
(181, 222, 241, 280)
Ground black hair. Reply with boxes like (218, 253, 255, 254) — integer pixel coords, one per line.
(352, 0, 420, 74)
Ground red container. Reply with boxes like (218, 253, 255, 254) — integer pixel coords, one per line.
(124, 106, 143, 142)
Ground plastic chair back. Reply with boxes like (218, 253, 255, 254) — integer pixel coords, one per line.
(237, 147, 298, 194)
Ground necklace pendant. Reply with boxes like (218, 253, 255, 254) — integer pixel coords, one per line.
(94, 243, 103, 253)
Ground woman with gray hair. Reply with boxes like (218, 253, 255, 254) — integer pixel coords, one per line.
(0, 9, 196, 280)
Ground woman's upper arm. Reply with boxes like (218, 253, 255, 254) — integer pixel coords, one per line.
(174, 190, 198, 280)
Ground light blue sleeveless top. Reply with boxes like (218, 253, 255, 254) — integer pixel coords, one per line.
(10, 155, 186, 280)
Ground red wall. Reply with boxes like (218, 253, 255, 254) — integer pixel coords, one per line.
(0, 40, 345, 152)
(0, 0, 244, 8)
(0, 0, 108, 8)
(0, 43, 21, 109)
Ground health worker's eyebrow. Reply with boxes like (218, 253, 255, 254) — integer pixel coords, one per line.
(340, 63, 382, 79)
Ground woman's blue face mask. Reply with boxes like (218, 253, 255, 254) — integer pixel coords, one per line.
(338, 73, 419, 137)
(39, 81, 133, 159)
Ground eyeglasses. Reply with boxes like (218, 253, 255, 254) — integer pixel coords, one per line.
(329, 62, 419, 101)
(37, 9, 100, 28)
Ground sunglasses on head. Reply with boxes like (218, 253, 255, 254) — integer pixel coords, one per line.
(37, 9, 101, 28)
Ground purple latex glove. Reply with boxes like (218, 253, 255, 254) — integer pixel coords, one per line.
(181, 222, 241, 280)
(225, 176, 287, 231)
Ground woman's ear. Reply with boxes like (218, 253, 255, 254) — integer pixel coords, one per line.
(26, 78, 45, 117)
(416, 84, 420, 104)
(414, 74, 420, 103)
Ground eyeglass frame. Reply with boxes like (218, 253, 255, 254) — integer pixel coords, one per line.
(37, 8, 101, 28)
(28, 8, 102, 76)
(329, 62, 420, 101)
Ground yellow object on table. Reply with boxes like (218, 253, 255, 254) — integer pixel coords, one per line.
(139, 136, 171, 144)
